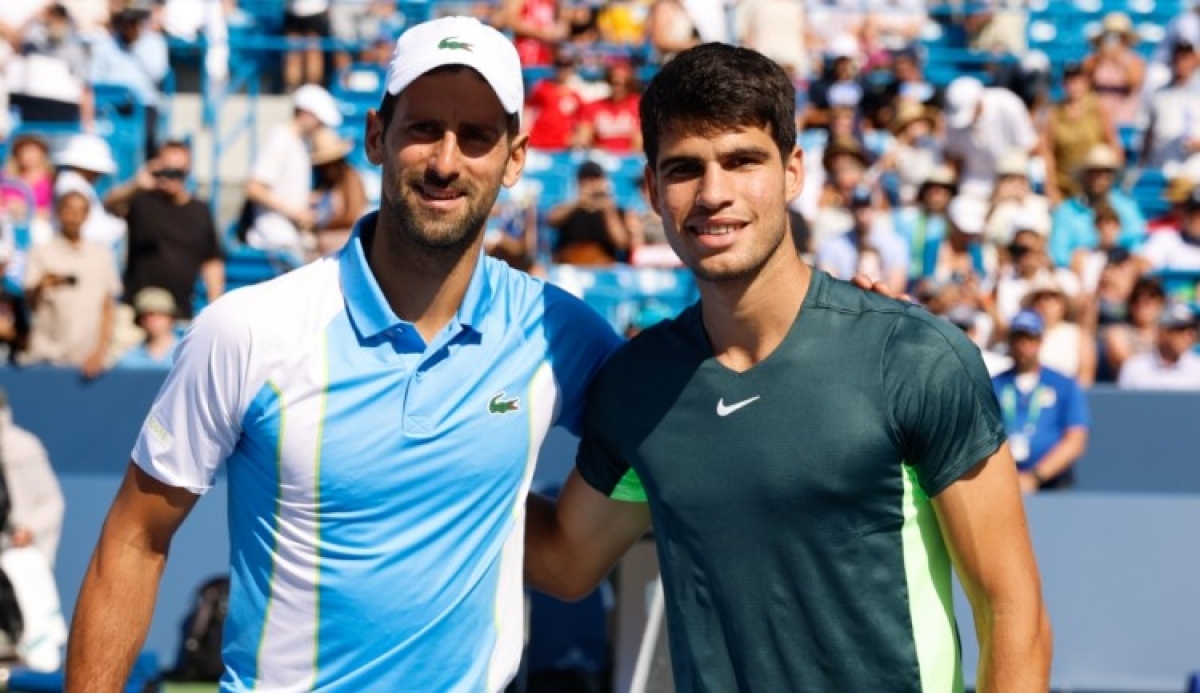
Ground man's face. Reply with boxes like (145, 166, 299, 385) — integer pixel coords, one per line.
(57, 193, 89, 239)
(154, 146, 191, 198)
(365, 69, 527, 252)
(140, 311, 174, 338)
(1161, 324, 1197, 360)
(922, 184, 951, 213)
(1184, 207, 1200, 239)
(648, 125, 803, 283)
(1173, 48, 1198, 81)
(1082, 167, 1114, 197)
(1010, 333, 1042, 369)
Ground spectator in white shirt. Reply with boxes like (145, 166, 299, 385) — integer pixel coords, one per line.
(243, 84, 342, 257)
(1118, 302, 1200, 390)
(1140, 40, 1200, 173)
(942, 76, 1039, 201)
(1137, 185, 1200, 272)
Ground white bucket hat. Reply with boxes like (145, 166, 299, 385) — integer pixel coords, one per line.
(384, 16, 524, 126)
(53, 134, 117, 175)
(293, 84, 344, 128)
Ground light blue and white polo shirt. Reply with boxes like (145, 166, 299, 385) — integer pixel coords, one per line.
(132, 212, 622, 692)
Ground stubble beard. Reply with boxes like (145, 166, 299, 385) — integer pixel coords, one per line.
(683, 222, 788, 284)
(384, 172, 499, 255)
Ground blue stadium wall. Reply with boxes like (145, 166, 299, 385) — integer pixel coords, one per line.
(3, 368, 1197, 690)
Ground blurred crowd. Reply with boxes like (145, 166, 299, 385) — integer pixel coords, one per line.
(0, 0, 1195, 395)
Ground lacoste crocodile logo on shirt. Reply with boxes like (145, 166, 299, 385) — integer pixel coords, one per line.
(716, 396, 760, 417)
(489, 392, 520, 414)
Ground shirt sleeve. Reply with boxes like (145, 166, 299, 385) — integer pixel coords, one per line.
(542, 282, 623, 436)
(22, 247, 45, 291)
(250, 130, 289, 186)
(1059, 378, 1090, 430)
(130, 293, 258, 493)
(882, 310, 1007, 497)
(573, 347, 647, 503)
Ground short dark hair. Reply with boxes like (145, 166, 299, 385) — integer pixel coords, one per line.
(376, 66, 520, 137)
(640, 43, 797, 167)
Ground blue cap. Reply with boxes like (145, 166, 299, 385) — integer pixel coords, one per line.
(1159, 302, 1197, 330)
(1009, 310, 1044, 337)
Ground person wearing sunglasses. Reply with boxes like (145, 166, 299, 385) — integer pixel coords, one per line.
(104, 139, 224, 322)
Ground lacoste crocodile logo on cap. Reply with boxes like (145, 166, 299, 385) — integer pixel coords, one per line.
(438, 36, 473, 51)
(489, 391, 520, 414)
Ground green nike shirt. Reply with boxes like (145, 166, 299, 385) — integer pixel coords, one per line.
(576, 269, 1006, 693)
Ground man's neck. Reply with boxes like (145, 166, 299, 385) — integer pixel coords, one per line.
(697, 246, 811, 373)
(146, 333, 177, 356)
(368, 210, 483, 345)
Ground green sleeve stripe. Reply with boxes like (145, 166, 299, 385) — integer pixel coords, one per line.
(610, 467, 648, 503)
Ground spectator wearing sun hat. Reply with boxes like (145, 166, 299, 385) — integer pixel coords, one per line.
(1049, 143, 1146, 267)
(309, 127, 367, 259)
(893, 164, 956, 284)
(52, 133, 128, 251)
(985, 151, 1051, 245)
(115, 286, 179, 369)
(879, 100, 942, 206)
(1023, 274, 1096, 386)
(1118, 302, 1200, 390)
(1081, 11, 1145, 128)
(243, 83, 343, 257)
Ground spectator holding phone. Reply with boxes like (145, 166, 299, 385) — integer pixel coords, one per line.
(104, 139, 223, 321)
(22, 190, 121, 377)
(546, 161, 631, 265)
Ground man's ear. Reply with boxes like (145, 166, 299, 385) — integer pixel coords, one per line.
(365, 110, 386, 166)
(784, 145, 805, 204)
(644, 163, 658, 213)
(503, 133, 529, 188)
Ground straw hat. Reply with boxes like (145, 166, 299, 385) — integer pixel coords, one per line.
(889, 100, 937, 135)
(822, 137, 869, 171)
(1165, 176, 1196, 204)
(133, 287, 178, 317)
(1075, 144, 1122, 175)
(1097, 12, 1137, 43)
(918, 164, 958, 196)
(995, 151, 1030, 179)
(310, 128, 353, 166)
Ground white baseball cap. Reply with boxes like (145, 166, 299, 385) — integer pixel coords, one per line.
(385, 16, 524, 125)
(948, 194, 987, 235)
(53, 134, 117, 175)
(944, 76, 985, 129)
(293, 84, 343, 128)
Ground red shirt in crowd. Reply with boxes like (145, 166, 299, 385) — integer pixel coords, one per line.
(514, 0, 557, 66)
(527, 80, 583, 150)
(580, 93, 641, 154)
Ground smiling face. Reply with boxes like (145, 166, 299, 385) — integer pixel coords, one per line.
(648, 125, 804, 283)
(365, 67, 527, 253)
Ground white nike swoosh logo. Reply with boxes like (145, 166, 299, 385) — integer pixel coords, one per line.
(716, 396, 761, 417)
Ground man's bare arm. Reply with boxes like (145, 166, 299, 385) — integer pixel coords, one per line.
(65, 463, 200, 693)
(933, 444, 1053, 693)
(526, 469, 651, 601)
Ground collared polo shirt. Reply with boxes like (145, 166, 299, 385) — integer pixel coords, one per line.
(132, 212, 621, 692)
